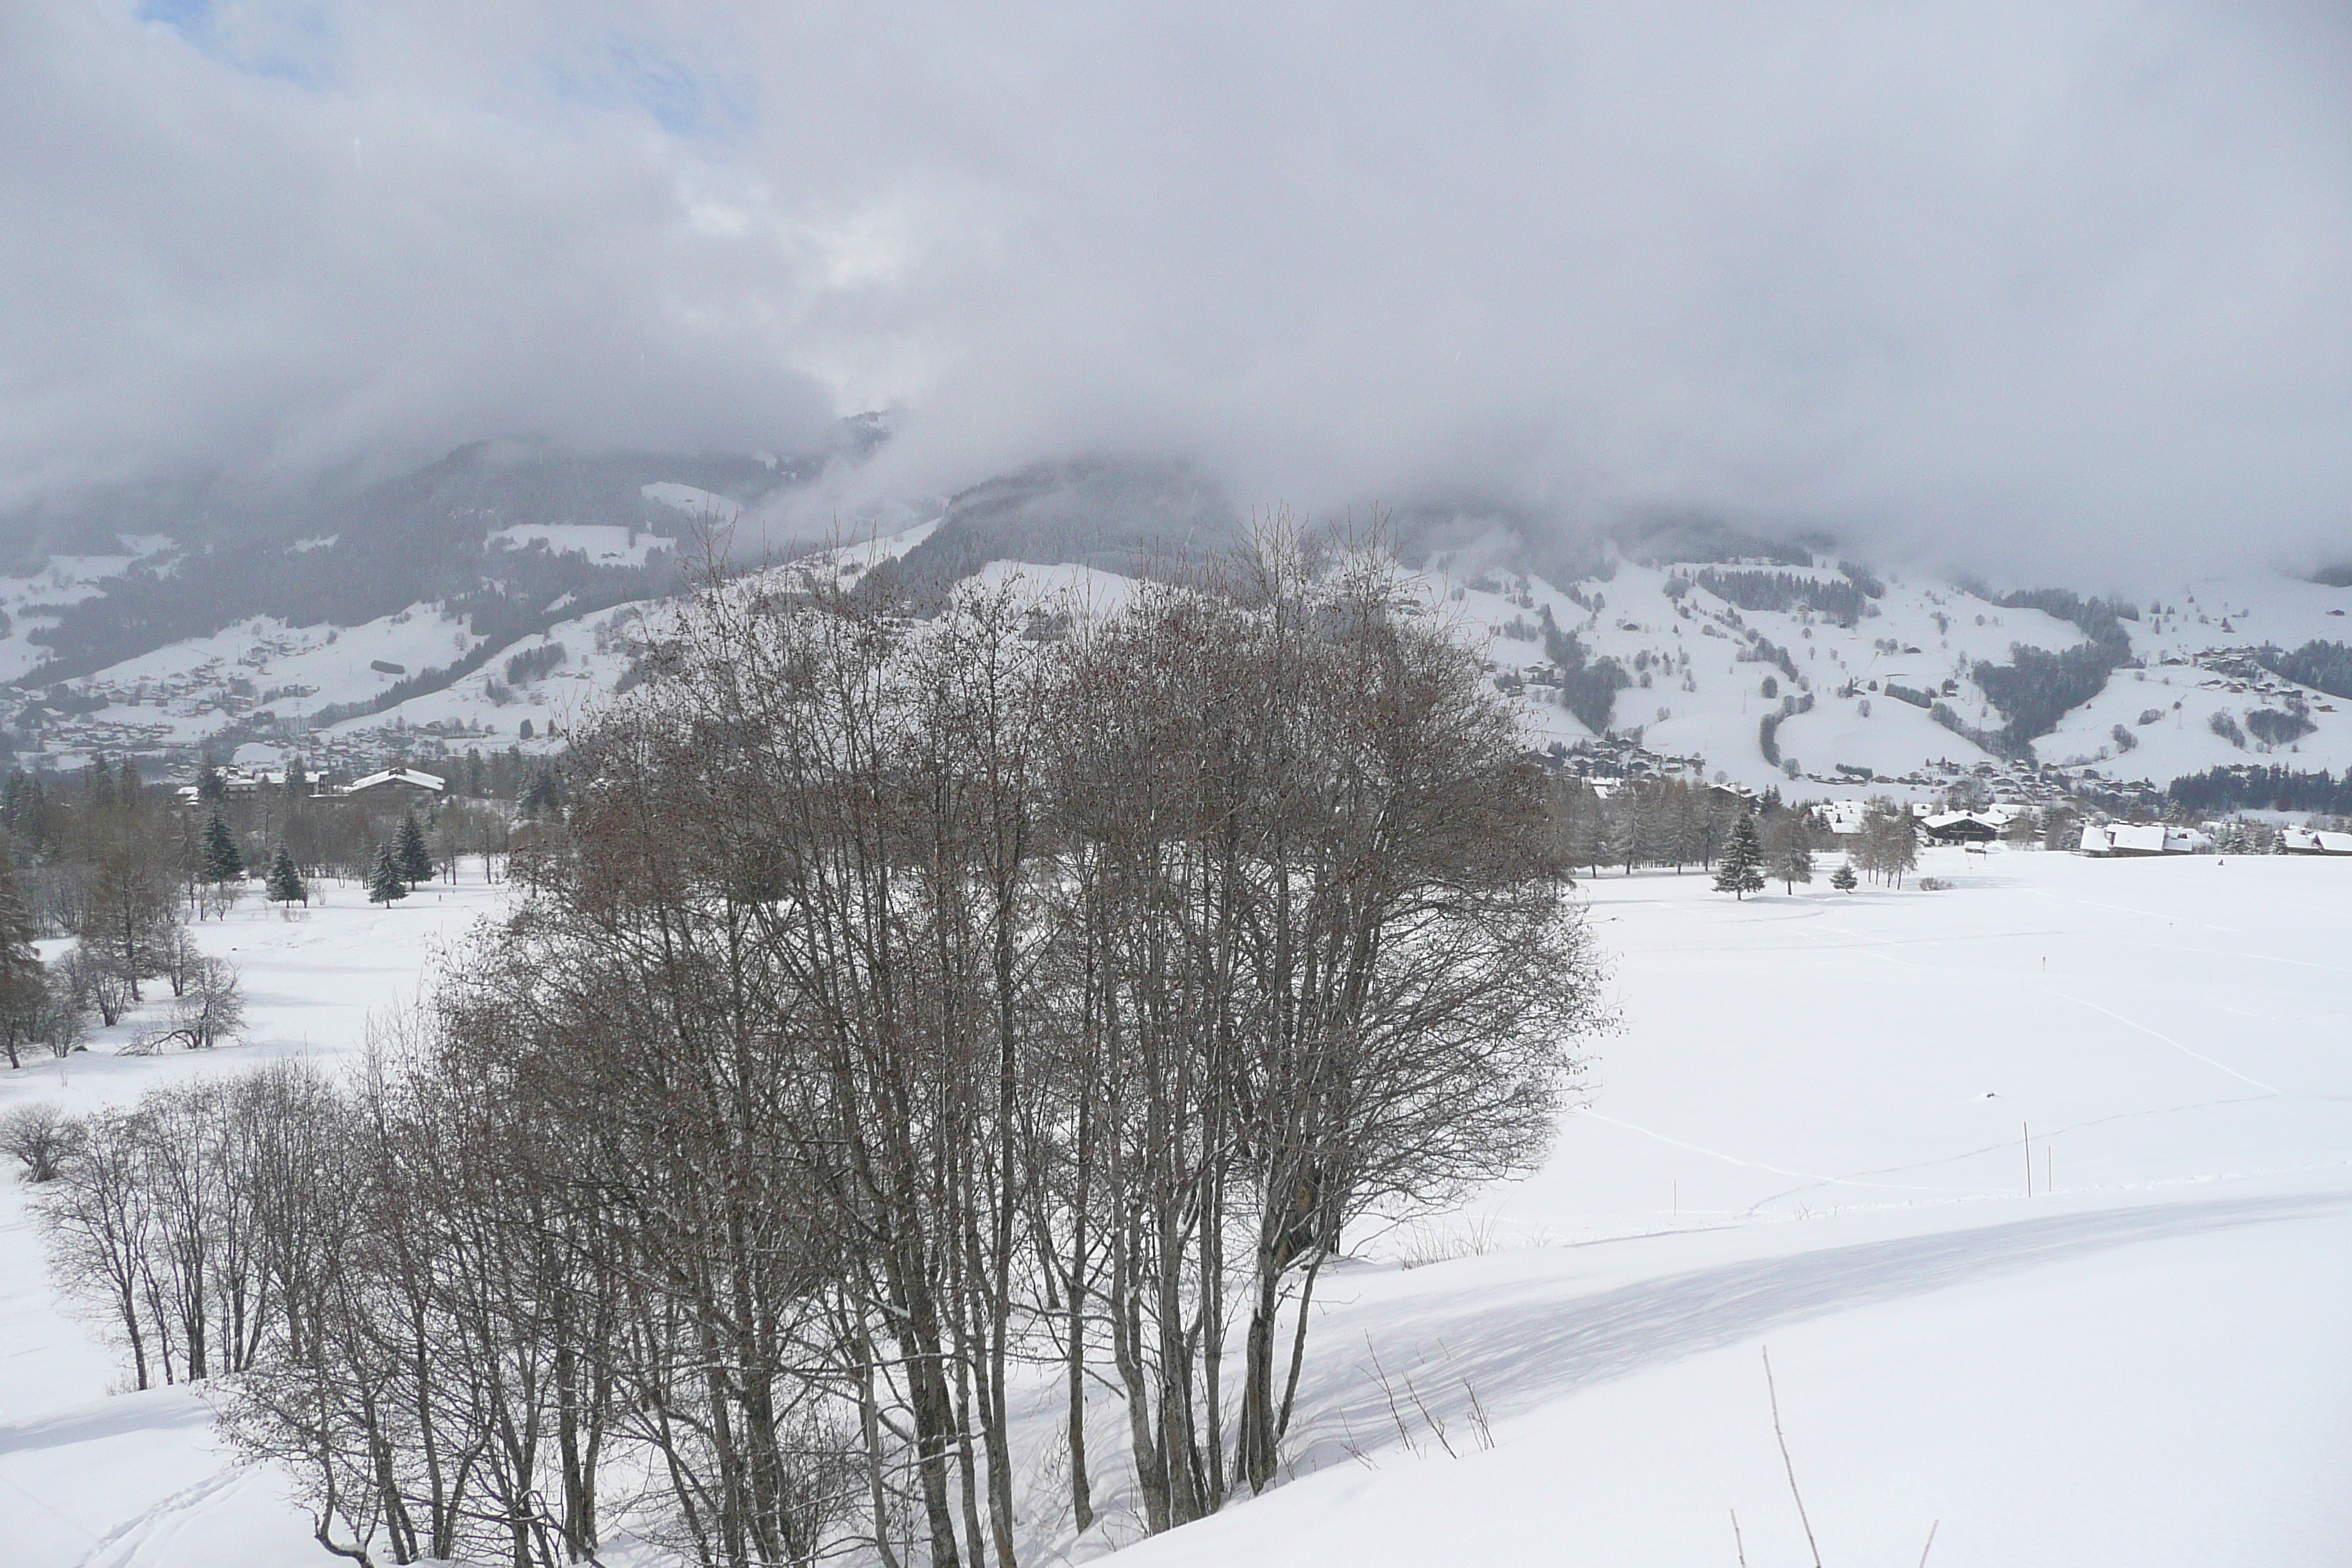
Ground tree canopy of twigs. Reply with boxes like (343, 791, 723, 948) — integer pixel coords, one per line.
(50, 527, 1607, 1568)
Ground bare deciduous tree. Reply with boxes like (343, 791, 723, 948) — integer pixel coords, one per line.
(55, 527, 1610, 1568)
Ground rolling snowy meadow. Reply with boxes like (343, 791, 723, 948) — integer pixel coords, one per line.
(2, 844, 2345, 1567)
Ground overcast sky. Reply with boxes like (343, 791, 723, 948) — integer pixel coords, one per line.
(4, 1, 2348, 579)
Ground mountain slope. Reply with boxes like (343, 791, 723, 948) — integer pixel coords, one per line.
(7, 460, 2351, 795)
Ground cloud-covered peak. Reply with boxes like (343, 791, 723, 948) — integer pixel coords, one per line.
(5, 1, 2348, 584)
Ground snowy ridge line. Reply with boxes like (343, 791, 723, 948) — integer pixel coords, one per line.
(1556, 1150, 2352, 1245)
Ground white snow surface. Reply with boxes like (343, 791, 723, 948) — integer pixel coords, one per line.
(639, 482, 742, 523)
(2, 849, 2347, 1566)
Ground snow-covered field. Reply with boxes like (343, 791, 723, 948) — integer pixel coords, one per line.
(0, 876, 504, 1568)
(3, 850, 2349, 1567)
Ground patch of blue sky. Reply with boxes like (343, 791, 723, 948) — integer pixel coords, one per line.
(138, 0, 214, 27)
(137, 0, 338, 89)
(546, 34, 754, 140)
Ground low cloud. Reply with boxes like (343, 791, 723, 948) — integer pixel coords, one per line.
(4, 1, 2348, 584)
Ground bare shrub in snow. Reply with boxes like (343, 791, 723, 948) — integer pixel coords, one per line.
(132, 958, 244, 1051)
(60, 944, 132, 1028)
(0, 1101, 80, 1182)
(1395, 1214, 1504, 1269)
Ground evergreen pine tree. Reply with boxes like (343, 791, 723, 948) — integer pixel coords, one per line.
(1765, 815, 1815, 893)
(393, 813, 434, 885)
(196, 756, 225, 803)
(1563, 785, 1605, 878)
(520, 766, 562, 818)
(1831, 860, 1858, 892)
(265, 847, 308, 908)
(1713, 813, 1766, 900)
(284, 756, 309, 797)
(368, 843, 408, 905)
(0, 863, 43, 1071)
(200, 813, 245, 882)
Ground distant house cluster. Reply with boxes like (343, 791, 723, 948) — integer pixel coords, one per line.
(2280, 826, 2352, 856)
(172, 764, 448, 807)
(1812, 801, 2029, 843)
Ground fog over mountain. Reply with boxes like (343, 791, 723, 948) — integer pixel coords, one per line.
(4, 1, 2349, 586)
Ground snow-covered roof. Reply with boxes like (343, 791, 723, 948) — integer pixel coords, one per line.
(344, 767, 446, 794)
(2080, 823, 2215, 856)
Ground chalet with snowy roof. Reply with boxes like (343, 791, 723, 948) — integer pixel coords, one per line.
(2279, 828, 2352, 856)
(341, 767, 448, 800)
(1815, 800, 1869, 837)
(1921, 811, 2000, 844)
(2077, 823, 2213, 857)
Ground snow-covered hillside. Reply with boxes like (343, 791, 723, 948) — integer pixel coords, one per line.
(3, 848, 2346, 1566)
(1436, 549, 2352, 792)
(7, 516, 2352, 803)
(0, 517, 954, 777)
(0, 538, 179, 684)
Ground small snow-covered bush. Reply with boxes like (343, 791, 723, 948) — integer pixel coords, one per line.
(1917, 876, 1955, 891)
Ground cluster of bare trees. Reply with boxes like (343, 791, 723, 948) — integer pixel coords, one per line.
(279, 795, 519, 888)
(0, 760, 255, 1066)
(1847, 799, 1921, 887)
(29, 1068, 315, 1390)
(135, 543, 1604, 1568)
(1553, 777, 1820, 881)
